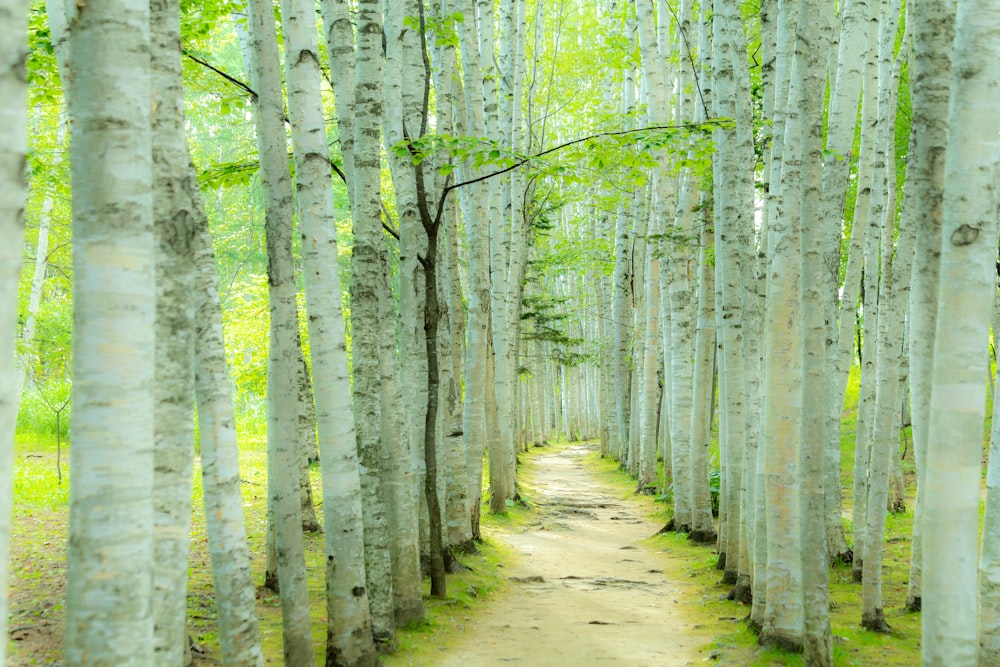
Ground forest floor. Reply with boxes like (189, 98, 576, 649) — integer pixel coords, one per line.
(7, 430, 924, 666)
(388, 442, 715, 667)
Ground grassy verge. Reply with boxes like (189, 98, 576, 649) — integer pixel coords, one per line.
(579, 445, 921, 666)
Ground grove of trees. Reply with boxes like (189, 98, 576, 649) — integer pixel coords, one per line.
(4, 0, 1000, 665)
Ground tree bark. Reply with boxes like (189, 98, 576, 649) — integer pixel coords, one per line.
(64, 0, 156, 661)
(150, 0, 198, 659)
(922, 2, 1000, 663)
(0, 3, 27, 663)
(241, 0, 314, 661)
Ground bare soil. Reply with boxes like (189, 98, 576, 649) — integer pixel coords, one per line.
(419, 443, 714, 667)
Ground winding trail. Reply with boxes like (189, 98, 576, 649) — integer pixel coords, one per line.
(434, 443, 714, 667)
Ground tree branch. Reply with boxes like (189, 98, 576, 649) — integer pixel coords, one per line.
(442, 121, 727, 195)
(183, 51, 258, 101)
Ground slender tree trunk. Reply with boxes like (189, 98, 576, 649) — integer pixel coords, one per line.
(242, 1, 314, 660)
(347, 0, 397, 644)
(689, 225, 717, 544)
(799, 0, 836, 639)
(64, 0, 156, 661)
(192, 211, 265, 666)
(922, 2, 1000, 663)
(861, 1, 906, 633)
(819, 0, 874, 564)
(905, 0, 953, 614)
(759, 0, 807, 650)
(295, 349, 320, 530)
(150, 0, 198, 659)
(849, 31, 880, 582)
(0, 4, 27, 664)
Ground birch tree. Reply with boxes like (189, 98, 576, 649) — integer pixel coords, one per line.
(796, 0, 835, 658)
(711, 0, 755, 595)
(818, 0, 873, 564)
(64, 0, 156, 661)
(0, 2, 27, 663)
(905, 0, 953, 613)
(377, 0, 425, 622)
(456, 0, 498, 525)
(860, 0, 906, 633)
(192, 212, 265, 666)
(150, 0, 198, 659)
(345, 0, 396, 642)
(921, 1, 1000, 663)
(242, 0, 313, 659)
(758, 0, 805, 649)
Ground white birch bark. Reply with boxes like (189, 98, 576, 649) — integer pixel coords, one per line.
(665, 0, 699, 532)
(430, 0, 472, 555)
(638, 246, 661, 490)
(295, 349, 320, 530)
(0, 3, 27, 663)
(323, 0, 423, 628)
(818, 0, 874, 563)
(689, 225, 717, 543)
(456, 0, 497, 526)
(759, 0, 805, 648)
(860, 0, 905, 632)
(64, 0, 156, 661)
(481, 0, 519, 511)
(381, 0, 429, 557)
(921, 2, 1000, 663)
(847, 20, 879, 582)
(345, 0, 396, 643)
(150, 0, 197, 659)
(711, 0, 754, 596)
(241, 1, 314, 660)
(612, 20, 636, 463)
(905, 0, 954, 613)
(192, 212, 265, 666)
(747, 0, 777, 630)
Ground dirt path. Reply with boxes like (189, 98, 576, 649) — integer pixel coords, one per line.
(432, 443, 714, 667)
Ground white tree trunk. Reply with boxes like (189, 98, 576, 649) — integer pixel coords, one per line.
(192, 213, 265, 666)
(0, 3, 27, 664)
(905, 0, 954, 613)
(456, 0, 499, 524)
(759, 0, 807, 648)
(711, 0, 754, 597)
(860, 0, 905, 633)
(922, 2, 1000, 663)
(242, 1, 314, 660)
(689, 225, 717, 544)
(64, 0, 156, 661)
(847, 24, 880, 582)
(346, 0, 396, 643)
(818, 0, 875, 563)
(150, 0, 197, 659)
